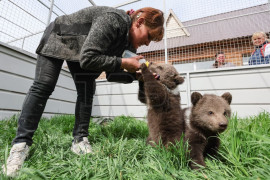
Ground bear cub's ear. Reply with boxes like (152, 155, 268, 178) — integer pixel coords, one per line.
(174, 75, 184, 85)
(157, 65, 163, 70)
(221, 92, 232, 105)
(191, 92, 203, 106)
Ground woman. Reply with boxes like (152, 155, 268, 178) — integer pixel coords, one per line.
(249, 32, 270, 65)
(3, 6, 164, 177)
(212, 51, 235, 68)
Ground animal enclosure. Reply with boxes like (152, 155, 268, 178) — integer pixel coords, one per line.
(0, 0, 269, 119)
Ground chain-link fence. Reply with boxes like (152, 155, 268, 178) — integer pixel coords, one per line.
(138, 0, 270, 71)
(0, 0, 91, 54)
(1, 0, 269, 73)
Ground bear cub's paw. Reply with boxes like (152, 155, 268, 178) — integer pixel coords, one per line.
(140, 63, 148, 72)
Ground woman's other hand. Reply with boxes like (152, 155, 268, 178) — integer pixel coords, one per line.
(121, 55, 143, 72)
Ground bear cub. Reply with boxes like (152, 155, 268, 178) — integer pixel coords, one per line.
(139, 63, 232, 170)
(184, 92, 232, 169)
(138, 62, 185, 147)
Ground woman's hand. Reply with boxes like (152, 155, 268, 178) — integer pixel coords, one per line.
(121, 55, 143, 73)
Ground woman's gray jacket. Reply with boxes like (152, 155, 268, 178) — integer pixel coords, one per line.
(36, 6, 134, 73)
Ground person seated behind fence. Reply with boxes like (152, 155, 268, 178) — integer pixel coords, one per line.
(212, 51, 235, 68)
(249, 32, 270, 65)
(2, 6, 164, 177)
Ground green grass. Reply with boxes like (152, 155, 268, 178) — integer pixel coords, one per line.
(0, 112, 270, 180)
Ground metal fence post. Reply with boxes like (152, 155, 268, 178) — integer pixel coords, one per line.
(163, 0, 168, 64)
(22, 37, 25, 49)
(185, 72, 191, 107)
(47, 0, 55, 26)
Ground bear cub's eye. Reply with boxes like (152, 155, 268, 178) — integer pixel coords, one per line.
(208, 111, 214, 115)
(223, 111, 227, 116)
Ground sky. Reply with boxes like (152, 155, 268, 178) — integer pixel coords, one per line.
(94, 0, 268, 21)
(0, 0, 268, 54)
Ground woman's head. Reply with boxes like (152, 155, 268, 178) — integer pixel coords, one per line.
(213, 51, 225, 68)
(215, 51, 225, 63)
(251, 32, 269, 46)
(127, 7, 164, 49)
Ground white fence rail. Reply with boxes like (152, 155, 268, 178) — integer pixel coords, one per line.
(0, 42, 76, 120)
(93, 65, 270, 119)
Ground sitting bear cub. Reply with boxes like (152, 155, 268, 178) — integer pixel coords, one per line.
(184, 92, 232, 169)
(138, 63, 185, 147)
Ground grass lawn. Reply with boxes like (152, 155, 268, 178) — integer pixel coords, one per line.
(0, 112, 270, 180)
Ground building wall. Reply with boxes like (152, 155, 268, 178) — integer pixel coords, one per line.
(0, 42, 77, 120)
(140, 36, 254, 66)
(166, 13, 186, 39)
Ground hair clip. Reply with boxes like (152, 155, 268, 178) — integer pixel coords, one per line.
(129, 9, 135, 15)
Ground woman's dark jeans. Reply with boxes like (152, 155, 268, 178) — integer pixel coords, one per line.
(13, 55, 100, 146)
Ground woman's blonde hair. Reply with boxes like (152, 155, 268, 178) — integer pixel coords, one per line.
(127, 7, 164, 42)
(252, 31, 270, 43)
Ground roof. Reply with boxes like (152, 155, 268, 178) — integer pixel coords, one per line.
(137, 4, 270, 53)
(165, 9, 190, 38)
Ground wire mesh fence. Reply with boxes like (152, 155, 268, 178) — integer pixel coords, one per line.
(0, 0, 269, 73)
(0, 0, 91, 54)
(136, 0, 270, 71)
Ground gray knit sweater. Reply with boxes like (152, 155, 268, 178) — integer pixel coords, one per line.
(36, 6, 134, 73)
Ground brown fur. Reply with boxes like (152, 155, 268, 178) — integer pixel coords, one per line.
(138, 63, 185, 147)
(184, 92, 232, 169)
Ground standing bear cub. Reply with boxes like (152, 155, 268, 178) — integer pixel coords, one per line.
(138, 62, 185, 147)
(184, 92, 232, 169)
